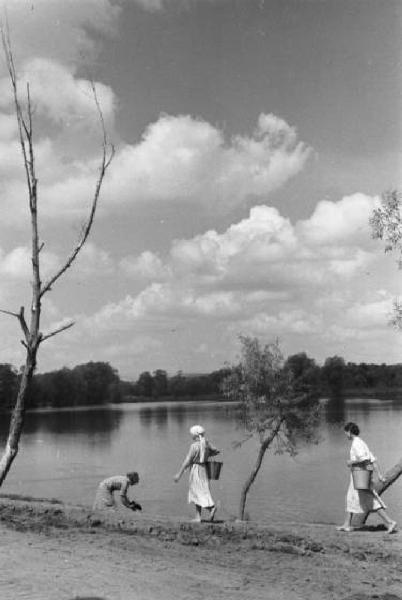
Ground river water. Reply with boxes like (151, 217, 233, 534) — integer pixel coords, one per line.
(1, 398, 401, 525)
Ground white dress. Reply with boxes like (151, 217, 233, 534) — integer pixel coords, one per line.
(184, 440, 219, 508)
(346, 437, 386, 514)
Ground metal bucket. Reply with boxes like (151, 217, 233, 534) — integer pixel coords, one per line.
(352, 467, 372, 490)
(206, 461, 223, 480)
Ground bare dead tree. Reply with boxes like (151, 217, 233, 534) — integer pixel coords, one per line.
(352, 459, 402, 528)
(0, 24, 115, 486)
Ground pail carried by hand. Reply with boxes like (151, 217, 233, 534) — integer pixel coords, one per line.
(206, 460, 223, 480)
(352, 466, 372, 490)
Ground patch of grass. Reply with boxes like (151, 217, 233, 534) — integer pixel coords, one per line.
(0, 492, 62, 504)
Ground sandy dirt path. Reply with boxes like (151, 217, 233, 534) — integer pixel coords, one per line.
(0, 497, 401, 600)
(1, 525, 304, 600)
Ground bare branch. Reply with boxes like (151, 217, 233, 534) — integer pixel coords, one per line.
(0, 306, 30, 341)
(231, 433, 254, 450)
(41, 321, 75, 343)
(18, 306, 30, 341)
(40, 83, 114, 298)
(0, 308, 19, 318)
(0, 21, 34, 202)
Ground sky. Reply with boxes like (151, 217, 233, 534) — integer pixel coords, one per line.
(0, 0, 401, 379)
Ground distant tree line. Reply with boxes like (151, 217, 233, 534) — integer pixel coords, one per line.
(0, 354, 401, 411)
(0, 362, 121, 410)
(123, 368, 232, 400)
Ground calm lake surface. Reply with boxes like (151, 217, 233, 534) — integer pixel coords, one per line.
(1, 398, 402, 525)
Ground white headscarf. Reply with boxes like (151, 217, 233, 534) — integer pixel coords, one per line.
(190, 424, 206, 462)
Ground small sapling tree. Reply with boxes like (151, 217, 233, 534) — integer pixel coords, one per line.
(222, 336, 321, 521)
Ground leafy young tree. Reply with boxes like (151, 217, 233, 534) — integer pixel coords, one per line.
(222, 336, 321, 521)
(0, 27, 114, 486)
(370, 189, 402, 328)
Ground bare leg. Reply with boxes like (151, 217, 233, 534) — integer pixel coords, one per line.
(208, 504, 217, 521)
(337, 512, 353, 531)
(191, 504, 202, 522)
(376, 508, 397, 533)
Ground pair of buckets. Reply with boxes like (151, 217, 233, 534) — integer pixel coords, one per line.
(352, 466, 372, 490)
(205, 460, 223, 480)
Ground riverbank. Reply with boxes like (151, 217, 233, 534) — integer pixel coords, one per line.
(0, 495, 401, 600)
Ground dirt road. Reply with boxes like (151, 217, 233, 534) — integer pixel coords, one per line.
(0, 497, 401, 600)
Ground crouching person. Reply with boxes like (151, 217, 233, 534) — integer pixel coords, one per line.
(93, 471, 142, 512)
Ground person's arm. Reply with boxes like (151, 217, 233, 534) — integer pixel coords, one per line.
(119, 481, 142, 510)
(119, 478, 133, 508)
(372, 460, 386, 482)
(174, 446, 194, 482)
(207, 441, 220, 457)
(347, 457, 366, 467)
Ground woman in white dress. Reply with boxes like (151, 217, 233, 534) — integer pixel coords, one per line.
(174, 424, 220, 522)
(337, 422, 397, 533)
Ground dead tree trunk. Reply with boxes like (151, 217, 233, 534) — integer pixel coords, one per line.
(0, 354, 36, 485)
(374, 458, 402, 495)
(0, 24, 114, 486)
(352, 459, 402, 528)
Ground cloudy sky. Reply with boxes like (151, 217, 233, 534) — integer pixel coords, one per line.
(0, 0, 401, 379)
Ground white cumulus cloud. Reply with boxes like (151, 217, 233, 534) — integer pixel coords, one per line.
(0, 111, 311, 226)
(0, 0, 120, 71)
(104, 113, 311, 212)
(0, 245, 59, 279)
(82, 193, 388, 353)
(0, 58, 116, 127)
(298, 193, 380, 245)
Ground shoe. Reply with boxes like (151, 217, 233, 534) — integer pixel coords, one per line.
(336, 525, 353, 532)
(387, 521, 397, 534)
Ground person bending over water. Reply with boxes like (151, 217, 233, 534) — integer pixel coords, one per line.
(174, 424, 220, 522)
(93, 471, 142, 511)
(337, 422, 397, 534)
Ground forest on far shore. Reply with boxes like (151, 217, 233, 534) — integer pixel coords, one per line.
(1, 353, 402, 411)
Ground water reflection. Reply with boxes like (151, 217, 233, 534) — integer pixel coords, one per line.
(137, 401, 236, 431)
(323, 395, 346, 424)
(2, 398, 401, 527)
(139, 405, 168, 430)
(0, 406, 123, 447)
(322, 395, 401, 431)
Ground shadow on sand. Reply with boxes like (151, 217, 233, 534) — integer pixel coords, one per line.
(70, 597, 108, 600)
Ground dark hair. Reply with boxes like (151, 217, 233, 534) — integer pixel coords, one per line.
(126, 471, 139, 484)
(344, 422, 360, 436)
